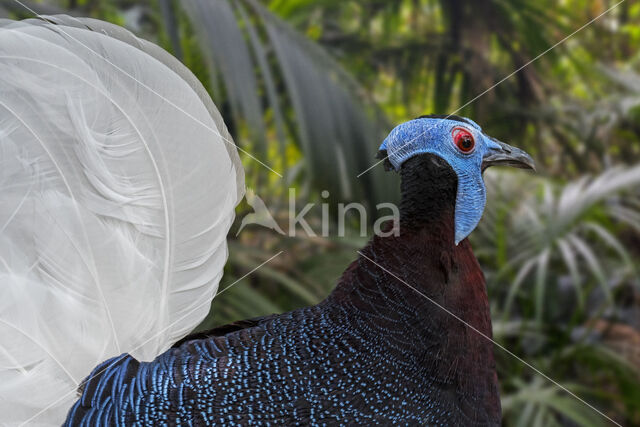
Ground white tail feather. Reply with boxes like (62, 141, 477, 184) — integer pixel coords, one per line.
(0, 16, 244, 424)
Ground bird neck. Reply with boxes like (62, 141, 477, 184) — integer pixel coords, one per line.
(331, 153, 475, 311)
(398, 153, 457, 242)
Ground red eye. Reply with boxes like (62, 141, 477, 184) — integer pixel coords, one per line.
(452, 128, 475, 153)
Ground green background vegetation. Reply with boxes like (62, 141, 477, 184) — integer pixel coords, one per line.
(3, 0, 640, 425)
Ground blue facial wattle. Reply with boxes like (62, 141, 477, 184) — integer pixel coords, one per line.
(380, 117, 511, 245)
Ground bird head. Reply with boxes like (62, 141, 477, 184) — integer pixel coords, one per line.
(379, 115, 535, 245)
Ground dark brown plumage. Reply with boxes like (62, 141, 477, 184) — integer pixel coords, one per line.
(333, 153, 501, 423)
(66, 152, 501, 425)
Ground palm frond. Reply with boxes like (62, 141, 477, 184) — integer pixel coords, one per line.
(178, 0, 397, 206)
(479, 166, 640, 323)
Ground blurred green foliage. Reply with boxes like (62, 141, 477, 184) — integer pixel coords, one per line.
(3, 0, 640, 424)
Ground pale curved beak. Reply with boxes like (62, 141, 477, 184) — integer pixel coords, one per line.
(482, 138, 536, 172)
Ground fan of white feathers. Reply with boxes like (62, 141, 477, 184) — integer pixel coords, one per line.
(0, 15, 244, 425)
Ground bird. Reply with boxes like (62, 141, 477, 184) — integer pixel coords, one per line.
(0, 16, 535, 426)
